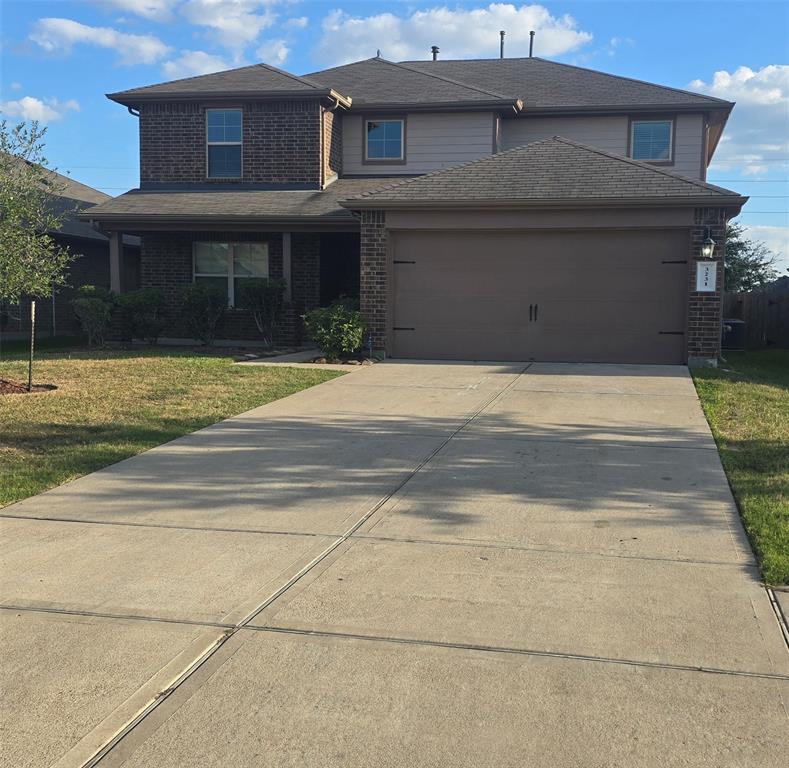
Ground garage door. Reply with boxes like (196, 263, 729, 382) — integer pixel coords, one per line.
(391, 230, 689, 364)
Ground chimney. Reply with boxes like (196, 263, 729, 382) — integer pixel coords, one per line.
(499, 30, 505, 59)
(431, 45, 439, 61)
(529, 30, 535, 57)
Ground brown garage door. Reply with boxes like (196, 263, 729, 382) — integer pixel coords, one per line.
(391, 230, 689, 363)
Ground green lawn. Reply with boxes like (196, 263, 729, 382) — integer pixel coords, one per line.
(692, 350, 789, 585)
(0, 347, 341, 506)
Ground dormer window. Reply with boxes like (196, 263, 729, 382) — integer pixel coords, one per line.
(207, 109, 242, 178)
(365, 119, 405, 162)
(630, 119, 673, 163)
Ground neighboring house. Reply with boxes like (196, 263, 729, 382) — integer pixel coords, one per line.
(1, 165, 140, 339)
(81, 54, 746, 364)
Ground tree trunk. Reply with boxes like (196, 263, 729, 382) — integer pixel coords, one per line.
(28, 299, 36, 392)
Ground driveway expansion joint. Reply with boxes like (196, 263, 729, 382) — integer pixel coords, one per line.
(246, 625, 789, 682)
(346, 533, 749, 568)
(55, 363, 532, 767)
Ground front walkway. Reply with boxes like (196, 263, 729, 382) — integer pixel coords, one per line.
(1, 362, 787, 767)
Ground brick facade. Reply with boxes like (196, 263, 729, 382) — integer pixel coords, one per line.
(139, 231, 320, 345)
(359, 211, 388, 351)
(139, 100, 322, 186)
(687, 207, 727, 364)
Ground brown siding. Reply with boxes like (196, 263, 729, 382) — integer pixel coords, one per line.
(139, 100, 323, 186)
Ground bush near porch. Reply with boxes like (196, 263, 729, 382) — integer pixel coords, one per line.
(693, 350, 789, 585)
(0, 348, 341, 506)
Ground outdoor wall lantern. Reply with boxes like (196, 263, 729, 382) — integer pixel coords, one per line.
(700, 227, 716, 259)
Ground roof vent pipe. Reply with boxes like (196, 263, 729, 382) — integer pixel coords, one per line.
(529, 30, 535, 57)
(499, 30, 505, 59)
(431, 45, 439, 61)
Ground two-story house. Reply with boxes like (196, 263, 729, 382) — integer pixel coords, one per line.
(83, 55, 746, 365)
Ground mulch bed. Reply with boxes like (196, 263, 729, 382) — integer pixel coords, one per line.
(0, 379, 57, 396)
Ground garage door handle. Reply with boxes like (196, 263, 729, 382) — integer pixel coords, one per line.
(534, 304, 538, 322)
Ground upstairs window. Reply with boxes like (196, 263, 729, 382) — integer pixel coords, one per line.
(206, 109, 242, 178)
(194, 242, 269, 306)
(365, 119, 404, 161)
(630, 120, 673, 162)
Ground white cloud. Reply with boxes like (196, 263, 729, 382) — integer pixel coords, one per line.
(179, 1, 277, 50)
(605, 36, 634, 57)
(10, 82, 22, 91)
(30, 17, 171, 65)
(313, 3, 593, 66)
(0, 95, 80, 123)
(256, 39, 289, 66)
(690, 65, 789, 175)
(92, 0, 179, 22)
(741, 225, 789, 271)
(285, 16, 308, 30)
(162, 50, 230, 78)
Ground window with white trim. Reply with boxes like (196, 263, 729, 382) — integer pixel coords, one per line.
(630, 120, 673, 162)
(193, 242, 269, 306)
(206, 109, 242, 178)
(365, 119, 404, 161)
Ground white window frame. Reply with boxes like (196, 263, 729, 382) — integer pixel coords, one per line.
(206, 108, 243, 179)
(364, 118, 405, 162)
(193, 241, 269, 307)
(630, 119, 674, 163)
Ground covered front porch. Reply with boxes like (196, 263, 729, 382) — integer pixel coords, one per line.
(79, 180, 384, 346)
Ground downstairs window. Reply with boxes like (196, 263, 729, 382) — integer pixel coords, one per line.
(193, 242, 269, 306)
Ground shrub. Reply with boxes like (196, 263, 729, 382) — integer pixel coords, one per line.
(180, 283, 226, 345)
(236, 278, 286, 347)
(304, 299, 366, 360)
(116, 288, 167, 345)
(72, 285, 114, 347)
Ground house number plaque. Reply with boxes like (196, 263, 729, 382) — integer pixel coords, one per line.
(695, 261, 717, 292)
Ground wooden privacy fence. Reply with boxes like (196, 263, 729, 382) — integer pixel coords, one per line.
(723, 277, 789, 349)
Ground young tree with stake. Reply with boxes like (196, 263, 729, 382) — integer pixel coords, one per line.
(0, 120, 72, 389)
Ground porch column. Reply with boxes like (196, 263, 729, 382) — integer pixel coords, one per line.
(359, 210, 388, 354)
(109, 231, 122, 293)
(282, 232, 292, 301)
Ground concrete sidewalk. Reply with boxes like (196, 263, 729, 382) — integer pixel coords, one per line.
(1, 361, 787, 767)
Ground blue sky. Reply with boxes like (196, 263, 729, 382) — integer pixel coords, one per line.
(1, 1, 788, 269)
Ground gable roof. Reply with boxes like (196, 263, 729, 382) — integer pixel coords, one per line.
(341, 137, 746, 209)
(398, 57, 731, 112)
(305, 57, 520, 111)
(108, 63, 351, 107)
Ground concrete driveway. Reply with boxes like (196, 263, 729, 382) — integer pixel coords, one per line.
(2, 361, 787, 767)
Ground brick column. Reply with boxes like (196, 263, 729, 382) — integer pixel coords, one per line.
(687, 207, 726, 366)
(360, 210, 388, 353)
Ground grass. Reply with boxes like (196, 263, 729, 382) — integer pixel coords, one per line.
(692, 350, 789, 585)
(0, 347, 342, 506)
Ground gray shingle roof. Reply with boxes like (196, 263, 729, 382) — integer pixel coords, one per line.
(79, 178, 398, 223)
(108, 63, 346, 105)
(342, 137, 746, 207)
(399, 57, 730, 110)
(303, 57, 519, 107)
(108, 55, 729, 113)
